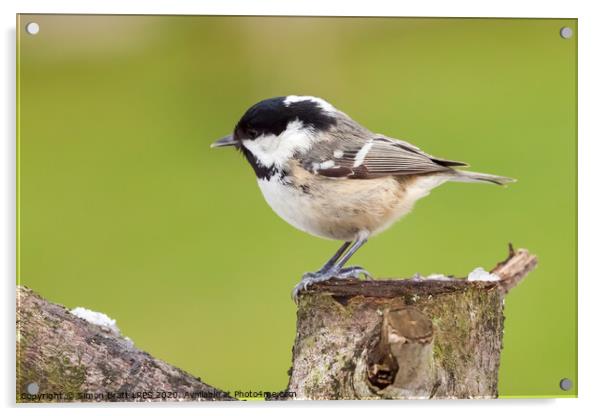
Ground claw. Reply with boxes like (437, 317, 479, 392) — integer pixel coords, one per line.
(291, 273, 332, 303)
(301, 271, 318, 280)
(291, 265, 372, 303)
(337, 266, 372, 280)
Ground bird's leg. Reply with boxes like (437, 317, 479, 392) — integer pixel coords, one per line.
(301, 241, 351, 279)
(293, 238, 371, 301)
(332, 238, 367, 269)
(332, 238, 372, 279)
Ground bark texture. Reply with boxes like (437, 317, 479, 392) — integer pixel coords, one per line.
(286, 247, 537, 400)
(16, 286, 234, 402)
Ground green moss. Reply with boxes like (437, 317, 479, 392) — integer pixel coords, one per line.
(433, 342, 457, 374)
(16, 332, 35, 401)
(303, 334, 316, 349)
(46, 351, 87, 398)
(304, 366, 327, 398)
(17, 336, 86, 402)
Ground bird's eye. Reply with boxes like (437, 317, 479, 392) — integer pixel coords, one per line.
(247, 128, 259, 139)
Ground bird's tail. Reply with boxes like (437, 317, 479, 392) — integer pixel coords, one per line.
(448, 170, 516, 186)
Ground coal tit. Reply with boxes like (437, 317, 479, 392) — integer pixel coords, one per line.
(212, 96, 514, 300)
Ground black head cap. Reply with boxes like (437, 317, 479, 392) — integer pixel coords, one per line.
(233, 96, 337, 142)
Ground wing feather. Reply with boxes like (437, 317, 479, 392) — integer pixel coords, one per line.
(308, 136, 464, 179)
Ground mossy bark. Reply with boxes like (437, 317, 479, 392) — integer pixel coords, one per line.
(285, 247, 537, 400)
(16, 286, 234, 402)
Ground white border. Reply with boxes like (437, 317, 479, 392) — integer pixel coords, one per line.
(2, 1, 599, 415)
(0, 0, 589, 17)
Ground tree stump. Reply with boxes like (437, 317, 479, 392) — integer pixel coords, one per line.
(286, 247, 537, 400)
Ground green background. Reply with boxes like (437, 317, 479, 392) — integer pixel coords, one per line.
(17, 15, 577, 398)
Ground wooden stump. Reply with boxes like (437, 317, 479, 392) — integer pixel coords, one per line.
(286, 247, 537, 400)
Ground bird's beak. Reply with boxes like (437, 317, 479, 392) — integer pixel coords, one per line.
(211, 134, 237, 148)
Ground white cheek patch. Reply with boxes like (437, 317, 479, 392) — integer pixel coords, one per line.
(333, 149, 344, 159)
(242, 119, 315, 168)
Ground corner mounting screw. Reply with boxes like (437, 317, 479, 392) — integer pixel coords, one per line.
(559, 378, 573, 391)
(25, 22, 40, 35)
(560, 27, 573, 39)
(26, 382, 39, 394)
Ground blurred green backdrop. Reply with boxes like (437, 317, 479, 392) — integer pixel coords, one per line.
(17, 15, 577, 398)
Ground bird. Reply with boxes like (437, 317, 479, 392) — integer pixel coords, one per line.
(211, 95, 515, 300)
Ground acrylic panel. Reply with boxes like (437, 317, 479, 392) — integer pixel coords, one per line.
(16, 15, 577, 402)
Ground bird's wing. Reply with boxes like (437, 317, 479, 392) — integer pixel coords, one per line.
(304, 134, 467, 179)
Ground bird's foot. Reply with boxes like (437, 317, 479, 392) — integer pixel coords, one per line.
(337, 265, 373, 280)
(292, 266, 371, 302)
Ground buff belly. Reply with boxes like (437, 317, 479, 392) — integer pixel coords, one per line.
(257, 169, 448, 241)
